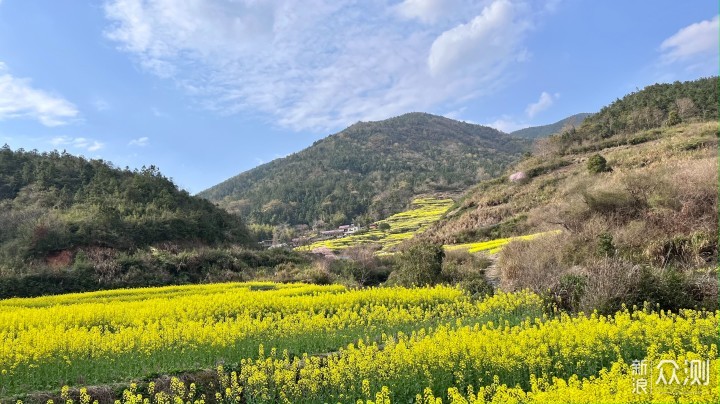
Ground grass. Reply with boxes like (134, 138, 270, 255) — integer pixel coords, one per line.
(297, 197, 454, 254)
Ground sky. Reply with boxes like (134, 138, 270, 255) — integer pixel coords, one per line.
(0, 1, 717, 193)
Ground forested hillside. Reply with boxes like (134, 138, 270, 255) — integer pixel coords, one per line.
(200, 112, 529, 225)
(510, 113, 592, 139)
(422, 76, 718, 312)
(0, 147, 249, 271)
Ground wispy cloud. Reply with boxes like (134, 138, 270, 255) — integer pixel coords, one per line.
(93, 98, 111, 112)
(50, 136, 104, 152)
(0, 62, 79, 127)
(151, 107, 167, 118)
(659, 15, 719, 75)
(103, 0, 551, 131)
(483, 116, 529, 133)
(128, 136, 149, 147)
(525, 91, 558, 118)
(395, 0, 463, 24)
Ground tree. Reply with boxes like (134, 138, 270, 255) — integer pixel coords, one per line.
(675, 97, 696, 120)
(665, 110, 681, 126)
(391, 241, 444, 286)
(587, 154, 611, 174)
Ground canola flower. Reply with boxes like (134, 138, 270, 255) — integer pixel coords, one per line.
(208, 307, 717, 403)
(0, 283, 542, 396)
(2, 283, 717, 403)
(444, 230, 562, 255)
(27, 305, 718, 404)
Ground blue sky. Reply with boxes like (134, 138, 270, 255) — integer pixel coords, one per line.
(0, 1, 717, 193)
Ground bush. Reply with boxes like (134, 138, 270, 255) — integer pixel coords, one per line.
(389, 241, 444, 287)
(586, 154, 611, 174)
(553, 273, 587, 313)
(576, 258, 639, 314)
(441, 249, 494, 297)
(497, 233, 571, 293)
(597, 233, 615, 257)
(665, 110, 681, 126)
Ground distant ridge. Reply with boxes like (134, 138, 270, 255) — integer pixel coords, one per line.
(511, 113, 592, 139)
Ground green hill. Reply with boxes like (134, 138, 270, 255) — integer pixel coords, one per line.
(510, 113, 592, 139)
(0, 147, 249, 270)
(421, 76, 718, 312)
(199, 112, 530, 226)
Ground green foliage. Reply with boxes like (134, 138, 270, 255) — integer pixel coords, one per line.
(390, 241, 445, 286)
(0, 246, 310, 298)
(586, 154, 610, 174)
(0, 147, 249, 272)
(665, 109, 681, 126)
(199, 113, 529, 225)
(554, 274, 587, 313)
(555, 77, 717, 147)
(378, 222, 391, 231)
(597, 233, 615, 257)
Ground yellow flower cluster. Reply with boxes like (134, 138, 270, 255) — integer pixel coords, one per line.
(3, 282, 716, 403)
(444, 230, 561, 255)
(204, 307, 717, 403)
(0, 282, 542, 396)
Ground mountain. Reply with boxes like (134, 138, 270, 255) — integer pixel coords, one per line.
(200, 112, 530, 225)
(420, 77, 718, 312)
(510, 113, 592, 139)
(0, 147, 249, 268)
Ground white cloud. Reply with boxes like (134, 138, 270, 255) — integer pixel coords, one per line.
(93, 98, 111, 111)
(151, 107, 167, 117)
(128, 136, 149, 147)
(661, 16, 719, 63)
(0, 62, 79, 126)
(428, 0, 531, 76)
(395, 0, 460, 24)
(483, 117, 529, 133)
(50, 136, 104, 152)
(525, 91, 557, 118)
(103, 0, 549, 131)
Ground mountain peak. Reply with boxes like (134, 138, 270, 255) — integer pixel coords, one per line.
(199, 112, 530, 225)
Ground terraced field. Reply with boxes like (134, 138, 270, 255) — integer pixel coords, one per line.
(444, 230, 561, 255)
(298, 198, 454, 254)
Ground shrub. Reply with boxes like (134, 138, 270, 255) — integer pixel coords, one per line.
(586, 154, 611, 174)
(577, 258, 639, 314)
(497, 233, 571, 293)
(390, 241, 444, 286)
(597, 233, 615, 257)
(553, 273, 587, 313)
(665, 110, 681, 126)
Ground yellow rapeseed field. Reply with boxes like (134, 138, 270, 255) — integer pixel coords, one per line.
(1, 282, 717, 403)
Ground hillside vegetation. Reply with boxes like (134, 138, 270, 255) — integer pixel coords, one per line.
(0, 147, 249, 263)
(0, 148, 301, 297)
(422, 76, 718, 313)
(510, 112, 592, 139)
(199, 113, 529, 225)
